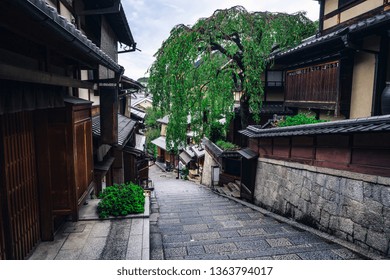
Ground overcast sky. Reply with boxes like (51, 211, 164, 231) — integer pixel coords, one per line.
(119, 0, 320, 80)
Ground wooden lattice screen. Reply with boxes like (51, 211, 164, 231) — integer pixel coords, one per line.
(285, 61, 340, 110)
(0, 194, 5, 260)
(0, 112, 40, 259)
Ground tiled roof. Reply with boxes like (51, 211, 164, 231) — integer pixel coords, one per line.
(151, 136, 167, 150)
(240, 115, 390, 138)
(16, 0, 122, 72)
(92, 114, 136, 146)
(131, 107, 146, 120)
(271, 10, 390, 61)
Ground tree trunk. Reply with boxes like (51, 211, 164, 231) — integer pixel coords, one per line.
(239, 94, 250, 130)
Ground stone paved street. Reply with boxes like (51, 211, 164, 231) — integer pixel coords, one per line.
(149, 165, 369, 260)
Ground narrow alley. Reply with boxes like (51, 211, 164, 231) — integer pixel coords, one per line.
(149, 165, 372, 260)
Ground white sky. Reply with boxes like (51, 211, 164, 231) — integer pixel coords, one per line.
(120, 0, 320, 79)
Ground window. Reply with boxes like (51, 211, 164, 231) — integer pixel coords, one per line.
(267, 71, 284, 87)
(339, 0, 359, 8)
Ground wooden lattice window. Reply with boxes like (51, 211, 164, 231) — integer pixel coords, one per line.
(285, 61, 340, 110)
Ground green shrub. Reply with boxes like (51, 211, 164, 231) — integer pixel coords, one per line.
(277, 113, 326, 127)
(216, 140, 239, 151)
(209, 121, 226, 142)
(97, 182, 145, 219)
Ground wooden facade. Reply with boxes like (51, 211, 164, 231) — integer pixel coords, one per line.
(285, 61, 340, 111)
(268, 0, 390, 120)
(0, 0, 137, 259)
(0, 112, 40, 260)
(249, 132, 390, 177)
(47, 98, 94, 220)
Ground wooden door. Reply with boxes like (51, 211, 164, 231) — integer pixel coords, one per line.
(0, 112, 40, 259)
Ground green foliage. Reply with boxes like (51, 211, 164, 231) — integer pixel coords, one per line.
(145, 107, 163, 129)
(277, 113, 326, 127)
(148, 6, 317, 151)
(216, 140, 239, 151)
(180, 167, 189, 180)
(145, 128, 160, 155)
(97, 183, 145, 219)
(209, 121, 226, 142)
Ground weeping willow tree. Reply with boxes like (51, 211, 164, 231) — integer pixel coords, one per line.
(148, 6, 317, 152)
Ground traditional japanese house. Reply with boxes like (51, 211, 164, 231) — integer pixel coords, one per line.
(0, 0, 137, 259)
(267, 0, 390, 120)
(237, 1, 390, 257)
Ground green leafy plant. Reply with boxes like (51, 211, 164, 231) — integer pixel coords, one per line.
(216, 140, 239, 151)
(180, 167, 189, 180)
(97, 183, 145, 219)
(277, 113, 326, 127)
(148, 6, 317, 151)
(209, 121, 226, 143)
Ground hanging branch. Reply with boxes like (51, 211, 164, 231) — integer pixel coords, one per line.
(148, 6, 317, 151)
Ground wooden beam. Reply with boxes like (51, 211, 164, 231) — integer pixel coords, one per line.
(100, 86, 119, 145)
(0, 64, 95, 89)
(284, 100, 337, 110)
(34, 110, 54, 241)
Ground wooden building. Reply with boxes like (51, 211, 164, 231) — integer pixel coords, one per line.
(0, 0, 137, 259)
(267, 0, 390, 120)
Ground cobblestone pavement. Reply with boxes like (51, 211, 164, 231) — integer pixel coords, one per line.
(149, 165, 367, 260)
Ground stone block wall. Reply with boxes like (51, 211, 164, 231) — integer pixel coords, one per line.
(254, 158, 390, 256)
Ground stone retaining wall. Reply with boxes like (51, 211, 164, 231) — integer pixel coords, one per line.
(253, 158, 390, 256)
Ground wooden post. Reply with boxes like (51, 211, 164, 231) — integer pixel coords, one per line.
(100, 86, 118, 144)
(34, 110, 54, 241)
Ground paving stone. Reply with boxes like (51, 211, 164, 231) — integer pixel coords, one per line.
(79, 237, 106, 260)
(332, 248, 363, 259)
(63, 224, 86, 233)
(187, 245, 206, 255)
(163, 234, 191, 243)
(235, 240, 270, 250)
(204, 243, 237, 254)
(183, 224, 209, 232)
(238, 228, 267, 236)
(221, 220, 243, 228)
(164, 247, 187, 258)
(185, 254, 230, 260)
(273, 253, 302, 260)
(266, 238, 293, 247)
(297, 250, 344, 260)
(213, 214, 236, 221)
(191, 231, 220, 241)
(219, 230, 241, 238)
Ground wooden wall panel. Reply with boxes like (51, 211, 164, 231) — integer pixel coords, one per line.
(1, 112, 40, 259)
(0, 116, 7, 260)
(48, 125, 72, 214)
(285, 61, 339, 109)
(256, 132, 390, 177)
(75, 120, 93, 203)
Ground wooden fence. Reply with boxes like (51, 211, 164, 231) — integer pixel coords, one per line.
(249, 132, 390, 177)
(0, 112, 41, 259)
